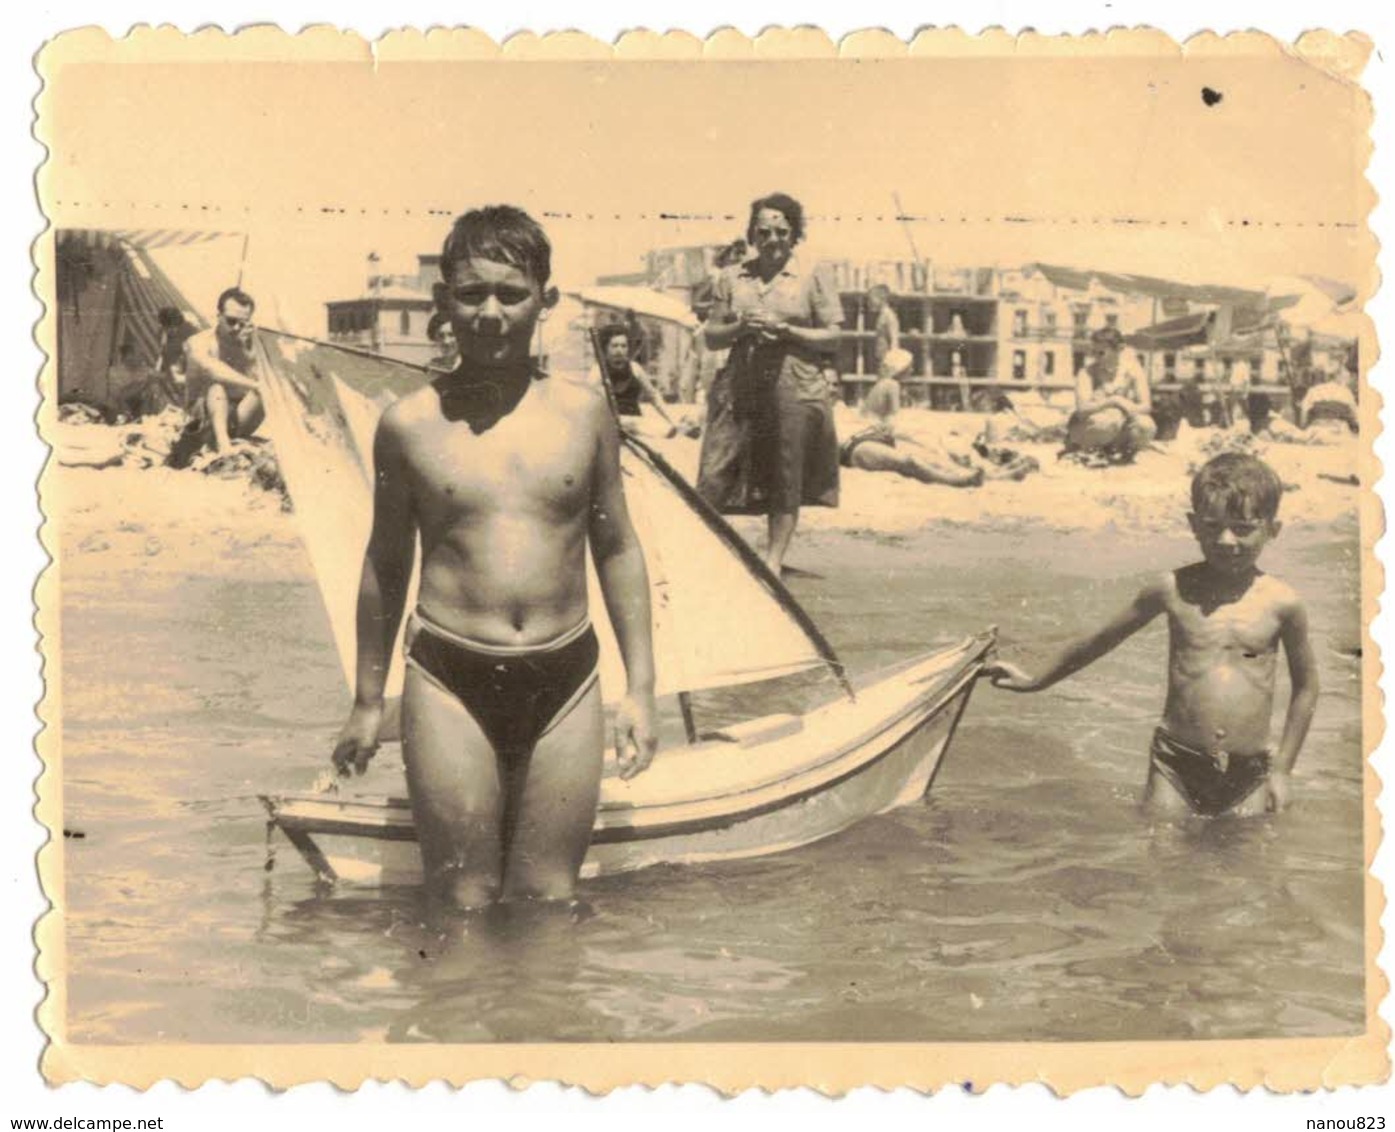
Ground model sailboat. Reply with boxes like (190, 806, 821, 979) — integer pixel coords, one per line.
(255, 323, 992, 885)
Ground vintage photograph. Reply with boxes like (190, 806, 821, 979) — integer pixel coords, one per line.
(32, 28, 1383, 1090)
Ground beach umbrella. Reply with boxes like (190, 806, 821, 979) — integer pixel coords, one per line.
(1264, 274, 1359, 336)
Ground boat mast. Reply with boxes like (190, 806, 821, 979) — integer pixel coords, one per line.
(587, 313, 855, 715)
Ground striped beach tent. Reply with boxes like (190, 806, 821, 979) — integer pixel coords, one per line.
(53, 228, 241, 409)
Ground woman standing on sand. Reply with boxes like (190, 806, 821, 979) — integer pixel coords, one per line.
(696, 193, 844, 576)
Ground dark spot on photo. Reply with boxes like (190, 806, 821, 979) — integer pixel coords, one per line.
(1202, 87, 1223, 107)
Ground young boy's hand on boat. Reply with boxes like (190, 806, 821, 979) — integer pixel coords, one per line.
(332, 701, 383, 776)
(981, 660, 1039, 692)
(614, 691, 659, 780)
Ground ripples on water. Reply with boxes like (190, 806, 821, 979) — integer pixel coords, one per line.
(60, 517, 1365, 1043)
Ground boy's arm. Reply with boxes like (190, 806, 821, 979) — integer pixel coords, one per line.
(332, 413, 417, 776)
(986, 578, 1168, 692)
(588, 400, 659, 779)
(1268, 597, 1320, 810)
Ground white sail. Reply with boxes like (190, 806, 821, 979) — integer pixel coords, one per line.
(254, 331, 833, 703)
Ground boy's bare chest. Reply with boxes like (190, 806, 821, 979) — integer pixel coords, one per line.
(1170, 592, 1281, 655)
(407, 415, 595, 516)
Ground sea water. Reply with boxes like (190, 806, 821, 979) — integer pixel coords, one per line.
(58, 515, 1365, 1043)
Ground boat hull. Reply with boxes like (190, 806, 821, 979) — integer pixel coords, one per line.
(262, 634, 990, 887)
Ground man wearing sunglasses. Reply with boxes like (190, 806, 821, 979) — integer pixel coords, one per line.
(169, 286, 265, 465)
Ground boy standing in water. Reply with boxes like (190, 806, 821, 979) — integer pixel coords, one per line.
(332, 205, 659, 911)
(986, 453, 1318, 816)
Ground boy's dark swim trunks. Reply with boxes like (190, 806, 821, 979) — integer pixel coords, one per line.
(405, 611, 600, 756)
(1149, 726, 1271, 816)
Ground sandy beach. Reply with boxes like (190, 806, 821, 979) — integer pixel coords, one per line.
(50, 409, 1363, 577)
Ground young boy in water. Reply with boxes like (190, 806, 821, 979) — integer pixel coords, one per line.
(331, 205, 659, 912)
(985, 452, 1319, 816)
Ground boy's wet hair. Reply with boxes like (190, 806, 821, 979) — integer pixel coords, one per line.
(596, 322, 631, 354)
(440, 205, 552, 287)
(1191, 452, 1283, 521)
(746, 192, 806, 245)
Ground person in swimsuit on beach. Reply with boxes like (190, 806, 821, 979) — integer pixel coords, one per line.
(169, 287, 265, 465)
(984, 452, 1318, 817)
(839, 348, 982, 487)
(1063, 327, 1157, 465)
(588, 323, 679, 439)
(331, 205, 660, 913)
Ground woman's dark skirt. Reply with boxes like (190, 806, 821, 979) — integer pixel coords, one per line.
(696, 366, 839, 515)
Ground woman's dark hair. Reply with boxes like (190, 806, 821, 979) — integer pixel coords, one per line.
(426, 312, 450, 343)
(596, 322, 631, 354)
(156, 306, 188, 330)
(746, 193, 805, 245)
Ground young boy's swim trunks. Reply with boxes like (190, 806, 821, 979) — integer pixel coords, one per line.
(1149, 726, 1271, 816)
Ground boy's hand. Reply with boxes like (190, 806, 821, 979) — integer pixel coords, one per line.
(614, 691, 659, 780)
(982, 661, 1038, 692)
(332, 701, 383, 777)
(1265, 770, 1292, 813)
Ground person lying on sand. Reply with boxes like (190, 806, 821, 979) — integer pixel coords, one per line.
(839, 349, 982, 487)
(332, 205, 660, 914)
(985, 452, 1318, 817)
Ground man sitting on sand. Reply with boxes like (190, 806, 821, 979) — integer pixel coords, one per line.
(985, 452, 1318, 816)
(1063, 327, 1157, 464)
(331, 205, 660, 914)
(167, 287, 264, 468)
(588, 323, 679, 439)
